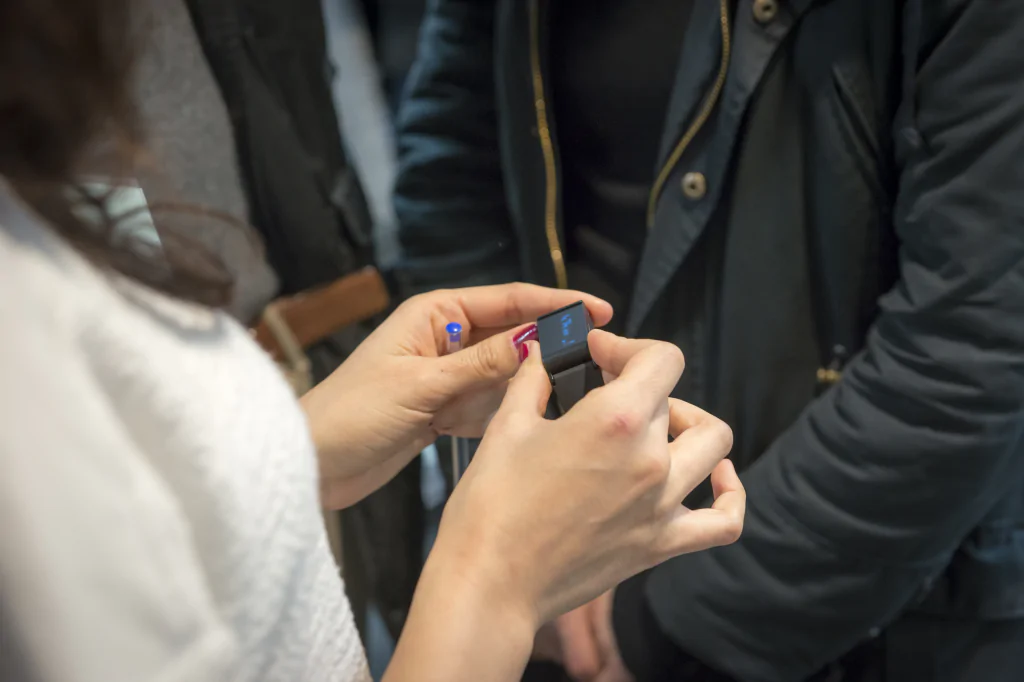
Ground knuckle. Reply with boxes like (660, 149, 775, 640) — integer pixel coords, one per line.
(469, 341, 504, 376)
(656, 490, 683, 518)
(395, 294, 422, 314)
(719, 514, 745, 546)
(508, 281, 532, 297)
(646, 524, 675, 563)
(649, 529, 676, 561)
(657, 341, 686, 371)
(401, 290, 449, 318)
(429, 288, 455, 301)
(415, 289, 455, 313)
(606, 408, 644, 439)
(637, 451, 671, 488)
(707, 418, 735, 454)
(503, 285, 528, 321)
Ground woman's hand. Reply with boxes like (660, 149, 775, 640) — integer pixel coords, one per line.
(433, 330, 744, 624)
(301, 283, 612, 509)
(385, 331, 744, 682)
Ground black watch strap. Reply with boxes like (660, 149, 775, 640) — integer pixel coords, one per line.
(548, 361, 604, 416)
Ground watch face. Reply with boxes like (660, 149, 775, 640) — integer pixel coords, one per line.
(538, 301, 593, 372)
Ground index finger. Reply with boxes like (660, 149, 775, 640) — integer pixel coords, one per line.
(665, 399, 734, 500)
(588, 330, 685, 399)
(447, 283, 614, 330)
(661, 460, 746, 556)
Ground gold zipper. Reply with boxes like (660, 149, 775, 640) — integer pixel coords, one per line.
(529, 0, 568, 289)
(646, 0, 733, 228)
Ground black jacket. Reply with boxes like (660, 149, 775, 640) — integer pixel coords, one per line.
(186, 0, 375, 296)
(394, 1, 1024, 680)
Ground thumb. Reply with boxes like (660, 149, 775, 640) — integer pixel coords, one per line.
(436, 326, 526, 395)
(497, 341, 551, 418)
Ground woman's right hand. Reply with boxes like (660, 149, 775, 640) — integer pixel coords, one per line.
(435, 329, 744, 627)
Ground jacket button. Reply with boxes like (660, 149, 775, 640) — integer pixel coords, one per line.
(753, 0, 779, 24)
(681, 172, 707, 200)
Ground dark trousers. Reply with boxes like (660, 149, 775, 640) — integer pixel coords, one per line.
(523, 615, 1024, 682)
(819, 613, 1024, 682)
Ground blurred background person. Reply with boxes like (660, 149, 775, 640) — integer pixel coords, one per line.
(356, 0, 427, 114)
(393, 1, 1024, 681)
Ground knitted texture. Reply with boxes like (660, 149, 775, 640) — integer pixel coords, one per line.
(0, 185, 369, 682)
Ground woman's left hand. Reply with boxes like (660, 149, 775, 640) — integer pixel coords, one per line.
(301, 283, 613, 509)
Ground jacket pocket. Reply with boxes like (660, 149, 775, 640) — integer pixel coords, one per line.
(829, 64, 892, 210)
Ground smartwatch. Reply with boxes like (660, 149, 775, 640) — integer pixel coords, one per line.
(537, 301, 604, 417)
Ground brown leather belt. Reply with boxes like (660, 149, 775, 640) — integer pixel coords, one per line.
(252, 266, 390, 363)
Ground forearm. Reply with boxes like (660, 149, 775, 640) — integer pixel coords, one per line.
(384, 532, 537, 682)
(316, 441, 421, 510)
(301, 385, 370, 510)
(301, 380, 426, 510)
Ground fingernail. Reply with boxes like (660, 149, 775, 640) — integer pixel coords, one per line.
(513, 324, 538, 363)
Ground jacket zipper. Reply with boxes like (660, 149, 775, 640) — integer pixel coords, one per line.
(646, 0, 733, 228)
(529, 0, 568, 289)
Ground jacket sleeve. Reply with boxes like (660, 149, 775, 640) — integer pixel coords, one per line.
(392, 0, 520, 296)
(642, 4, 1024, 680)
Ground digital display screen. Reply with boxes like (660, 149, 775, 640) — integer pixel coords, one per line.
(537, 302, 591, 358)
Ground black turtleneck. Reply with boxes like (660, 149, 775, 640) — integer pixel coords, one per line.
(550, 0, 692, 325)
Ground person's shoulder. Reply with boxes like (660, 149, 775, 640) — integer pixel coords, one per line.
(0, 186, 104, 365)
(0, 184, 237, 365)
(0, 187, 242, 682)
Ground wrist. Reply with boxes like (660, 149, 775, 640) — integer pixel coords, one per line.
(427, 521, 540, 638)
(300, 381, 349, 460)
(299, 386, 348, 493)
(387, 529, 537, 682)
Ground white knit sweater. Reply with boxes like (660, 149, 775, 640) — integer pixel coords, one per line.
(0, 186, 370, 682)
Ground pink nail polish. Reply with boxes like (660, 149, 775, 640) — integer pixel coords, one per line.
(513, 324, 538, 363)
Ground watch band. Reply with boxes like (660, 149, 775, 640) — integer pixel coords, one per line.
(548, 361, 604, 417)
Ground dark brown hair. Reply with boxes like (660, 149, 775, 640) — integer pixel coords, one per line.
(0, 0, 233, 306)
